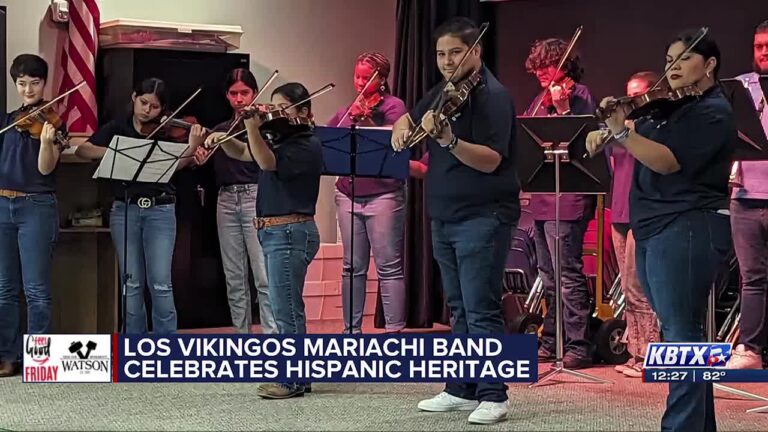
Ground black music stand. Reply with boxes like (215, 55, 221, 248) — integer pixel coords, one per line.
(517, 115, 612, 386)
(315, 125, 410, 334)
(93, 135, 191, 334)
(711, 78, 768, 409)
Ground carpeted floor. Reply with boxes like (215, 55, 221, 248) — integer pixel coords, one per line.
(2, 363, 767, 431)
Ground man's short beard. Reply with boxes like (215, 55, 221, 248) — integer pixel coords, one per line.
(755, 61, 768, 74)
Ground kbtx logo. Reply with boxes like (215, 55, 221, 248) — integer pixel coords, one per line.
(644, 343, 732, 368)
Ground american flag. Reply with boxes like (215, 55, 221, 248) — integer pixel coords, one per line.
(58, 0, 100, 134)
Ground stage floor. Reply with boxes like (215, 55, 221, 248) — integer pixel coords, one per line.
(2, 361, 767, 431)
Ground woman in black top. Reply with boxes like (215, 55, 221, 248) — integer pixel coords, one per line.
(217, 82, 322, 399)
(76, 78, 203, 334)
(587, 30, 735, 431)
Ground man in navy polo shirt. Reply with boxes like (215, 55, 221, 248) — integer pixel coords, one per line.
(392, 17, 519, 425)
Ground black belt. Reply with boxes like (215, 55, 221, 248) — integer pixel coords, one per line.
(117, 195, 176, 208)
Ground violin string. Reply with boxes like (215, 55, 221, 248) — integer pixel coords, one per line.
(649, 27, 709, 93)
(0, 80, 86, 136)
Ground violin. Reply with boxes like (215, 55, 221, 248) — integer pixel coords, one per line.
(138, 114, 202, 142)
(349, 92, 383, 123)
(596, 84, 702, 121)
(538, 76, 576, 113)
(14, 103, 70, 149)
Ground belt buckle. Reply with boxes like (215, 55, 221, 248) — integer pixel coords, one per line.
(136, 197, 153, 209)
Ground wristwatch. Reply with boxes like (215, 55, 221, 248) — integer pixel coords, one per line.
(441, 135, 459, 151)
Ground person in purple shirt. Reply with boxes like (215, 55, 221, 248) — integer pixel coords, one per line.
(327, 52, 408, 334)
(607, 72, 660, 379)
(523, 38, 596, 369)
(727, 19, 768, 370)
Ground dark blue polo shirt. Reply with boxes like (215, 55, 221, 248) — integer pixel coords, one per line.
(410, 65, 521, 224)
(630, 85, 735, 240)
(0, 109, 63, 193)
(88, 115, 176, 199)
(256, 131, 323, 217)
(210, 120, 261, 188)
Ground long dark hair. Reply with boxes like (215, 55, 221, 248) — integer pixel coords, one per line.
(272, 83, 312, 117)
(225, 68, 259, 93)
(666, 29, 721, 78)
(131, 78, 168, 116)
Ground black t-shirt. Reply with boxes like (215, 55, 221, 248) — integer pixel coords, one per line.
(630, 85, 735, 240)
(88, 115, 176, 199)
(410, 65, 521, 224)
(211, 120, 261, 187)
(256, 131, 323, 217)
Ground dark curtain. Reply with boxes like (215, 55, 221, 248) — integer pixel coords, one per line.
(374, 0, 493, 328)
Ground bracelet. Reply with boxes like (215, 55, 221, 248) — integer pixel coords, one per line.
(442, 134, 459, 151)
(613, 127, 631, 143)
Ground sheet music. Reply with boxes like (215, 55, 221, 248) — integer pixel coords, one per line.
(92, 135, 189, 183)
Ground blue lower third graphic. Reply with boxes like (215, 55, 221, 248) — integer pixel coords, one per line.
(115, 334, 538, 383)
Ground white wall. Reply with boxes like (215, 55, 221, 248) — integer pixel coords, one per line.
(1, 0, 398, 242)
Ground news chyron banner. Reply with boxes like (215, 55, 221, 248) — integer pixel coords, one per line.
(24, 334, 538, 384)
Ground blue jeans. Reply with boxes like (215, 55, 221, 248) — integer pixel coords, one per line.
(218, 185, 275, 334)
(534, 218, 592, 358)
(636, 210, 731, 432)
(431, 215, 513, 402)
(0, 194, 58, 362)
(730, 199, 768, 353)
(258, 221, 320, 335)
(335, 189, 406, 333)
(110, 201, 178, 334)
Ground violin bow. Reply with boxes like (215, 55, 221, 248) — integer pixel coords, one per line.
(335, 69, 380, 127)
(223, 70, 280, 137)
(221, 83, 336, 142)
(531, 25, 583, 115)
(0, 80, 86, 136)
(144, 87, 203, 140)
(402, 22, 490, 149)
(648, 27, 709, 93)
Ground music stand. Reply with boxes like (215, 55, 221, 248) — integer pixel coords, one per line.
(315, 125, 410, 334)
(93, 135, 190, 334)
(712, 78, 768, 409)
(517, 115, 613, 386)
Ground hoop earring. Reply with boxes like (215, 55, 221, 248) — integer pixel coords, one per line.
(706, 71, 711, 78)
(380, 84, 386, 92)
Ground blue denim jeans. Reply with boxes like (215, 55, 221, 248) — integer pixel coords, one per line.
(0, 194, 58, 361)
(636, 210, 731, 432)
(730, 199, 768, 353)
(258, 220, 320, 335)
(431, 215, 513, 402)
(335, 189, 406, 333)
(534, 218, 592, 358)
(110, 201, 178, 334)
(218, 185, 275, 334)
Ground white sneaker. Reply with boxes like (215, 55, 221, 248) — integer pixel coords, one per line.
(468, 401, 509, 425)
(417, 392, 479, 412)
(727, 344, 763, 369)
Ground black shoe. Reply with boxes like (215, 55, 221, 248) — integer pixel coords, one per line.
(562, 353, 592, 370)
(538, 347, 555, 362)
(304, 383, 312, 393)
(0, 361, 20, 377)
(257, 383, 305, 399)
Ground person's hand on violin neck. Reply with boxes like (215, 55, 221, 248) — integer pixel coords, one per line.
(39, 121, 57, 148)
(241, 105, 264, 130)
(599, 97, 632, 135)
(421, 110, 453, 146)
(189, 124, 206, 149)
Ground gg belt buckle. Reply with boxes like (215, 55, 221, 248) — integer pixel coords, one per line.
(137, 197, 153, 209)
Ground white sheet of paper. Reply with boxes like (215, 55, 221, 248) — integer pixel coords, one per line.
(93, 135, 189, 183)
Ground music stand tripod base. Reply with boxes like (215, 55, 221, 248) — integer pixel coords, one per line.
(517, 115, 613, 388)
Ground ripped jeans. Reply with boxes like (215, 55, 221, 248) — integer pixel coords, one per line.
(111, 201, 178, 334)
